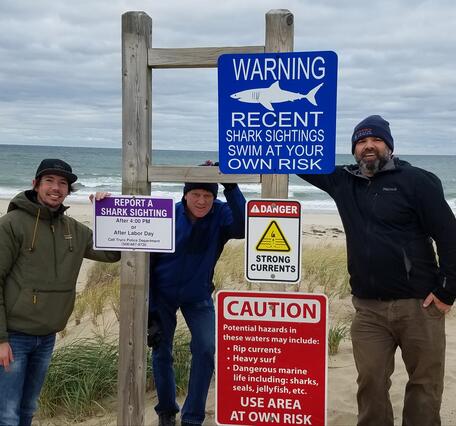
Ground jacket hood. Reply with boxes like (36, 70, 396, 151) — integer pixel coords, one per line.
(7, 190, 68, 220)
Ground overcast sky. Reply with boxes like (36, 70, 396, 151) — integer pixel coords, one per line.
(0, 0, 455, 155)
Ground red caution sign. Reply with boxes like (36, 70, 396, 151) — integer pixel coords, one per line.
(216, 290, 328, 426)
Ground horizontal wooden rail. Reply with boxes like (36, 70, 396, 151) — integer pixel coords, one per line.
(148, 46, 265, 68)
(148, 165, 261, 183)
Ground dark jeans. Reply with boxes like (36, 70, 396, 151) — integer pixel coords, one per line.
(351, 297, 445, 426)
(152, 298, 215, 425)
(0, 331, 56, 426)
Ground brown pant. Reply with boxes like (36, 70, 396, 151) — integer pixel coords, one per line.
(351, 297, 445, 426)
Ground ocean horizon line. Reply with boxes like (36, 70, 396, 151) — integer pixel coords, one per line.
(0, 143, 455, 157)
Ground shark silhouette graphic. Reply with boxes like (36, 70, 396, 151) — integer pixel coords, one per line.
(230, 81, 324, 111)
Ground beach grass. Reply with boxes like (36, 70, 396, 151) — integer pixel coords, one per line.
(72, 262, 121, 326)
(38, 337, 119, 420)
(328, 323, 350, 356)
(39, 331, 191, 420)
(300, 243, 350, 298)
(213, 241, 245, 290)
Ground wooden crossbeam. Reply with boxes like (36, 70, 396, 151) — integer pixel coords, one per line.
(148, 165, 261, 183)
(148, 45, 264, 68)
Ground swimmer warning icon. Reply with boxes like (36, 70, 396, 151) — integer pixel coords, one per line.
(246, 199, 302, 283)
(256, 220, 291, 252)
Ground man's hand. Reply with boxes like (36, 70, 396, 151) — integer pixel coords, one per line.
(423, 292, 452, 314)
(221, 182, 237, 191)
(89, 192, 112, 204)
(147, 319, 162, 350)
(0, 342, 14, 372)
(210, 161, 237, 190)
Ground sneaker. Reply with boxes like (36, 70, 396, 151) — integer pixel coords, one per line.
(159, 413, 176, 426)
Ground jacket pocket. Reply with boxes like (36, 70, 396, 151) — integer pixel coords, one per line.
(9, 287, 76, 334)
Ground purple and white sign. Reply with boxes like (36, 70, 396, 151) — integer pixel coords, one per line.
(94, 196, 175, 252)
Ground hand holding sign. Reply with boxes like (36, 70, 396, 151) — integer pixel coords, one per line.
(89, 192, 112, 204)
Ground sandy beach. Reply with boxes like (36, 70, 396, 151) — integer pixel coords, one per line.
(1, 197, 456, 426)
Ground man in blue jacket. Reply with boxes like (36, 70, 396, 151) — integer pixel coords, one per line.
(298, 115, 456, 426)
(149, 178, 245, 426)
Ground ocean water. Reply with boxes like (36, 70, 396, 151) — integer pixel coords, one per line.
(0, 144, 455, 214)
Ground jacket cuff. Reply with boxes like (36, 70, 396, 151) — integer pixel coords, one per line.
(433, 287, 455, 305)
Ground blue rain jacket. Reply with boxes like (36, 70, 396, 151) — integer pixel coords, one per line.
(150, 185, 245, 304)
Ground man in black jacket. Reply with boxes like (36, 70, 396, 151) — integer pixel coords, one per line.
(299, 115, 456, 426)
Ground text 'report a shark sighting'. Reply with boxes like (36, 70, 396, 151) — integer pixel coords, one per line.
(230, 81, 324, 112)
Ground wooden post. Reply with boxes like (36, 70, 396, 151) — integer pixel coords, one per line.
(119, 11, 152, 426)
(260, 10, 294, 292)
(262, 9, 294, 199)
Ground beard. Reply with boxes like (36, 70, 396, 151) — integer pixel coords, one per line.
(356, 149, 391, 176)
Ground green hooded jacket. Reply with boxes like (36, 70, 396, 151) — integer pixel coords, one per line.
(0, 191, 121, 342)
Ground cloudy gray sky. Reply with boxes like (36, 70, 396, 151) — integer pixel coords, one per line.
(0, 0, 455, 154)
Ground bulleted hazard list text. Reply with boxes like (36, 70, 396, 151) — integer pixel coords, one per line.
(216, 291, 327, 426)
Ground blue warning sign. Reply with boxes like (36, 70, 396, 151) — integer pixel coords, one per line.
(218, 51, 338, 174)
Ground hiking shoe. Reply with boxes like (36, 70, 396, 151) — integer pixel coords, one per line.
(159, 413, 176, 426)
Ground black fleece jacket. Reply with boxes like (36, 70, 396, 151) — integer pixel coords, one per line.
(298, 158, 456, 305)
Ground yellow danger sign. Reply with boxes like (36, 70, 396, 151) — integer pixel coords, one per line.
(256, 220, 291, 252)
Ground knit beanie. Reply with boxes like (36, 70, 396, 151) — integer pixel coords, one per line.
(183, 182, 218, 198)
(351, 115, 394, 154)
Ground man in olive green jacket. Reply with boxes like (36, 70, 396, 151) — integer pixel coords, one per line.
(0, 159, 120, 426)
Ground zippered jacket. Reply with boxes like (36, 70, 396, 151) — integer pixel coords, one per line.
(150, 185, 246, 304)
(0, 191, 121, 342)
(298, 158, 456, 304)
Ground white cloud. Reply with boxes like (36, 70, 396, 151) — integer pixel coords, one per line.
(0, 0, 455, 154)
